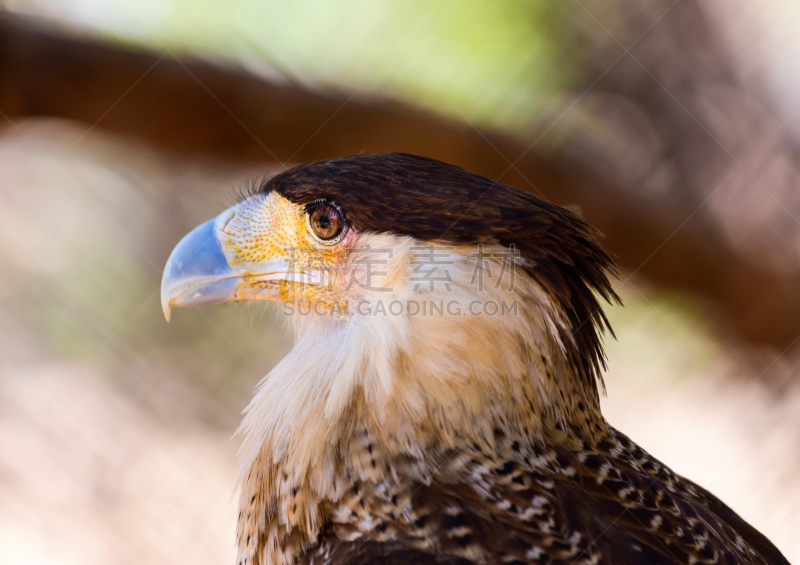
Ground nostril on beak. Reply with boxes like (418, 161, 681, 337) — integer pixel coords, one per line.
(216, 208, 236, 233)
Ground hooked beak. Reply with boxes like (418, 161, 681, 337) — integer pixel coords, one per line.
(160, 208, 322, 321)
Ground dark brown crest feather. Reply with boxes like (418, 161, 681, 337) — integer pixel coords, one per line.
(264, 152, 620, 398)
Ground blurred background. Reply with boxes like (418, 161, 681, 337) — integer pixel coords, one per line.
(0, 1, 799, 563)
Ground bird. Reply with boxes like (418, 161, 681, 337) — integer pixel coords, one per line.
(161, 153, 789, 565)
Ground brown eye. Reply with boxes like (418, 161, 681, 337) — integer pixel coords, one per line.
(306, 201, 346, 243)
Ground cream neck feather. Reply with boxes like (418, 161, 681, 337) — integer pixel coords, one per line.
(233, 235, 605, 564)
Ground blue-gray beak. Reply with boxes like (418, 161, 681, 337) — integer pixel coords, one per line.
(161, 207, 327, 321)
(160, 218, 240, 322)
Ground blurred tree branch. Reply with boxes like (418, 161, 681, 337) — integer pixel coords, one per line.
(1, 10, 799, 349)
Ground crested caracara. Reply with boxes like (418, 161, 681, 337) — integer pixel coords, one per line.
(161, 153, 788, 565)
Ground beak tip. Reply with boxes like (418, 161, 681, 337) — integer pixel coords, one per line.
(161, 287, 172, 321)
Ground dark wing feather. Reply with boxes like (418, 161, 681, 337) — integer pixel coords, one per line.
(303, 541, 475, 565)
(300, 427, 788, 565)
(680, 480, 790, 565)
(303, 477, 687, 565)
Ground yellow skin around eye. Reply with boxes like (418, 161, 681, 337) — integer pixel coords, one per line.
(218, 192, 353, 314)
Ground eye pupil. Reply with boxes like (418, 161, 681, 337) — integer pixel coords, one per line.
(308, 202, 344, 242)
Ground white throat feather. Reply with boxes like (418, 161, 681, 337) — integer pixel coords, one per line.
(233, 233, 606, 565)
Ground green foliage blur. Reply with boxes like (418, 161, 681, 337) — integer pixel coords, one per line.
(22, 0, 575, 130)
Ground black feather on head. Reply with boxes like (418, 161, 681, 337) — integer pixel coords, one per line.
(263, 153, 620, 400)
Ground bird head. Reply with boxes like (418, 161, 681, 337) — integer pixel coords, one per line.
(162, 153, 619, 563)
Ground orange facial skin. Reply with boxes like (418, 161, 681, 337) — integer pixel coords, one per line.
(217, 192, 357, 317)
